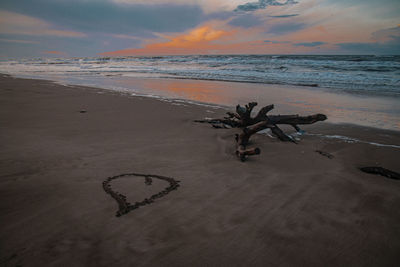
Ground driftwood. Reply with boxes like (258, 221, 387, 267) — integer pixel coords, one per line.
(316, 150, 334, 159)
(360, 167, 400, 180)
(196, 102, 327, 161)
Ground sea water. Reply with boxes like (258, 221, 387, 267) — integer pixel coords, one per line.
(1, 55, 399, 130)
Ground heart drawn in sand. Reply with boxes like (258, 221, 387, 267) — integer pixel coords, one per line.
(102, 173, 180, 217)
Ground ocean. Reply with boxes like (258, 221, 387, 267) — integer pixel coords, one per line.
(1, 55, 399, 130)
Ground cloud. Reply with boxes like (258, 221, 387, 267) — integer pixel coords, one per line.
(267, 22, 307, 35)
(0, 10, 86, 37)
(0, 0, 209, 37)
(101, 25, 232, 55)
(110, 34, 142, 40)
(336, 41, 400, 54)
(0, 38, 39, 44)
(337, 26, 400, 54)
(325, 0, 400, 18)
(112, 0, 242, 14)
(158, 26, 227, 47)
(263, 40, 328, 48)
(42, 50, 66, 55)
(269, 14, 299, 18)
(264, 40, 291, 44)
(229, 14, 264, 28)
(294, 41, 326, 47)
(371, 26, 400, 42)
(235, 0, 299, 12)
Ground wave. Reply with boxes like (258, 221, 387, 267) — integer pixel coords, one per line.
(1, 55, 399, 98)
(305, 133, 400, 149)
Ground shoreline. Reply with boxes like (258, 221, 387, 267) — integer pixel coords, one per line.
(3, 73, 400, 135)
(2, 73, 400, 131)
(1, 75, 400, 266)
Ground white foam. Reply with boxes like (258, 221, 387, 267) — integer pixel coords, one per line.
(258, 128, 276, 138)
(258, 130, 400, 148)
(306, 133, 400, 149)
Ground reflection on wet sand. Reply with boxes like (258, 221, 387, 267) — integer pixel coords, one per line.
(63, 76, 400, 130)
(114, 78, 227, 104)
(165, 81, 226, 104)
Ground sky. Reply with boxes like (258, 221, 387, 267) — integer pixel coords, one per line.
(0, 0, 399, 58)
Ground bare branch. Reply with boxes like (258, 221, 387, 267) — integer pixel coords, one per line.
(195, 103, 327, 161)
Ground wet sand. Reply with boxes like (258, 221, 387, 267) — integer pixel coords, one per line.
(1, 74, 400, 266)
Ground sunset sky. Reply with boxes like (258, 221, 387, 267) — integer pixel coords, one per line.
(0, 0, 399, 58)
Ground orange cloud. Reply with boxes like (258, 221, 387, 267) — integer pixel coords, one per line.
(101, 25, 331, 56)
(42, 50, 66, 55)
(156, 26, 226, 47)
(101, 26, 233, 56)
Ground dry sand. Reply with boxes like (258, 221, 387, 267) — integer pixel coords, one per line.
(1, 74, 400, 266)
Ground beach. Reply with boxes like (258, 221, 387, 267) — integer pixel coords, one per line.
(1, 74, 400, 266)
(1, 55, 399, 131)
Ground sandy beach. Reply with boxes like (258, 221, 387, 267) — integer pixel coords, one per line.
(1, 74, 400, 266)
